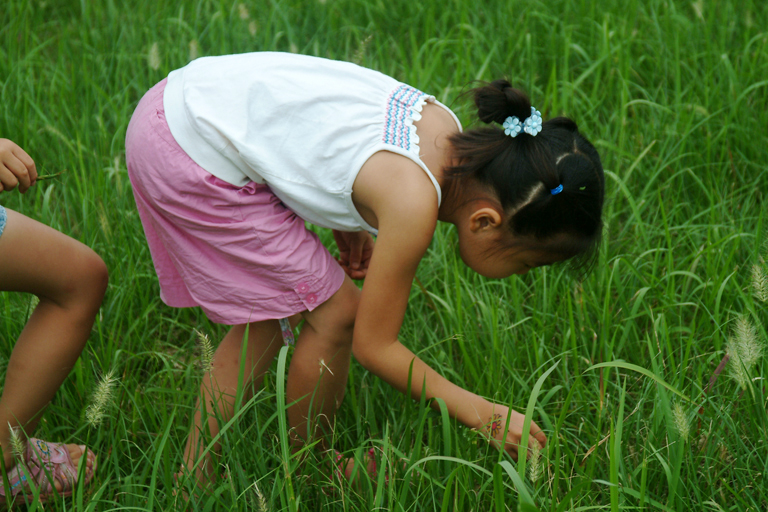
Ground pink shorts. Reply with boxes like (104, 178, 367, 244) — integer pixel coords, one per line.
(125, 79, 346, 325)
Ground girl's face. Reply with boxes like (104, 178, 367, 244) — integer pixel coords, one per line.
(459, 234, 562, 278)
(454, 203, 565, 278)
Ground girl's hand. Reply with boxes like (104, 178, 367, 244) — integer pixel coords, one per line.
(0, 138, 37, 193)
(482, 404, 547, 461)
(333, 230, 374, 280)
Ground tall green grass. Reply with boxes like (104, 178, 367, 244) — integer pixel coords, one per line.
(1, 0, 767, 510)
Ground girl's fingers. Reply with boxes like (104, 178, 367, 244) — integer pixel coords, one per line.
(338, 261, 367, 280)
(349, 239, 363, 270)
(12, 145, 37, 184)
(0, 164, 20, 191)
(1, 154, 31, 192)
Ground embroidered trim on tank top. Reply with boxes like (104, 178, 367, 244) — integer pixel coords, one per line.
(382, 84, 429, 154)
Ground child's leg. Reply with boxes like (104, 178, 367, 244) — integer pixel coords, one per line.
(182, 276, 359, 483)
(0, 209, 107, 477)
(286, 276, 359, 445)
(183, 320, 285, 481)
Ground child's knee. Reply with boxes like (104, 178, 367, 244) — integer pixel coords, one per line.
(83, 250, 109, 305)
(306, 281, 359, 346)
(58, 246, 108, 315)
(335, 291, 358, 339)
(328, 289, 358, 344)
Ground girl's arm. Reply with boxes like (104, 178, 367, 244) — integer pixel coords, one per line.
(352, 200, 492, 425)
(351, 170, 545, 458)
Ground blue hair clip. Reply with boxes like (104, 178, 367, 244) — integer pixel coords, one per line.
(550, 184, 564, 195)
(503, 107, 543, 138)
(502, 116, 522, 137)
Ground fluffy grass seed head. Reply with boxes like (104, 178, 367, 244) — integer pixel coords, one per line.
(189, 39, 199, 61)
(196, 329, 215, 374)
(238, 3, 250, 19)
(86, 369, 117, 428)
(352, 34, 374, 65)
(528, 441, 542, 483)
(726, 316, 764, 389)
(98, 202, 111, 240)
(691, 0, 704, 21)
(148, 42, 161, 70)
(8, 423, 25, 461)
(751, 263, 768, 303)
(27, 295, 40, 321)
(671, 402, 690, 442)
(253, 482, 268, 512)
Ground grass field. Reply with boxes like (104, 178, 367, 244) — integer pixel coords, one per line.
(1, 0, 767, 510)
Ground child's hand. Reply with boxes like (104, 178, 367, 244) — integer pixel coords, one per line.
(333, 230, 374, 280)
(482, 404, 547, 461)
(0, 138, 37, 193)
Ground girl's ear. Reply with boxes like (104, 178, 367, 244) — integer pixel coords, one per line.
(468, 207, 503, 233)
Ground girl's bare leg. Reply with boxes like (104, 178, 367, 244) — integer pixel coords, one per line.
(183, 276, 359, 484)
(183, 320, 284, 482)
(0, 209, 107, 481)
(287, 276, 359, 446)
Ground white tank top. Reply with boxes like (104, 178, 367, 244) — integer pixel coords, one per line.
(163, 52, 462, 234)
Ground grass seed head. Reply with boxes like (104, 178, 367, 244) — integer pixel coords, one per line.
(751, 264, 768, 303)
(27, 295, 40, 321)
(726, 316, 764, 389)
(528, 441, 542, 483)
(148, 42, 161, 71)
(189, 39, 199, 61)
(86, 369, 117, 427)
(253, 482, 268, 511)
(8, 423, 25, 461)
(238, 3, 250, 20)
(196, 329, 215, 374)
(672, 402, 690, 442)
(352, 34, 374, 65)
(691, 0, 704, 21)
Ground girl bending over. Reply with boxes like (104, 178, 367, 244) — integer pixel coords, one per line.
(125, 52, 604, 484)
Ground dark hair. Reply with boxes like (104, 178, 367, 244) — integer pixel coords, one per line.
(446, 79, 605, 271)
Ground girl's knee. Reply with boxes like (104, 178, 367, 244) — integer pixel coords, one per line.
(83, 250, 109, 304)
(58, 246, 108, 315)
(305, 281, 359, 346)
(330, 283, 359, 336)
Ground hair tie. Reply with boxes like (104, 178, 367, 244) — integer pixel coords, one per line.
(502, 107, 543, 138)
(550, 184, 563, 195)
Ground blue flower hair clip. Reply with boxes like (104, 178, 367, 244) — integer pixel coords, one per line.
(502, 106, 543, 138)
(502, 116, 522, 137)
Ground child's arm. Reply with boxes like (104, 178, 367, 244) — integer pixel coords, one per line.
(0, 138, 37, 193)
(351, 175, 545, 459)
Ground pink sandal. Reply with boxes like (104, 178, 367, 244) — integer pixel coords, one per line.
(0, 438, 97, 504)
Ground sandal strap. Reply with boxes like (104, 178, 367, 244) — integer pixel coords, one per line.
(0, 438, 95, 499)
(26, 438, 78, 494)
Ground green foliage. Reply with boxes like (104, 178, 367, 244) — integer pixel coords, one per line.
(1, 0, 767, 509)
